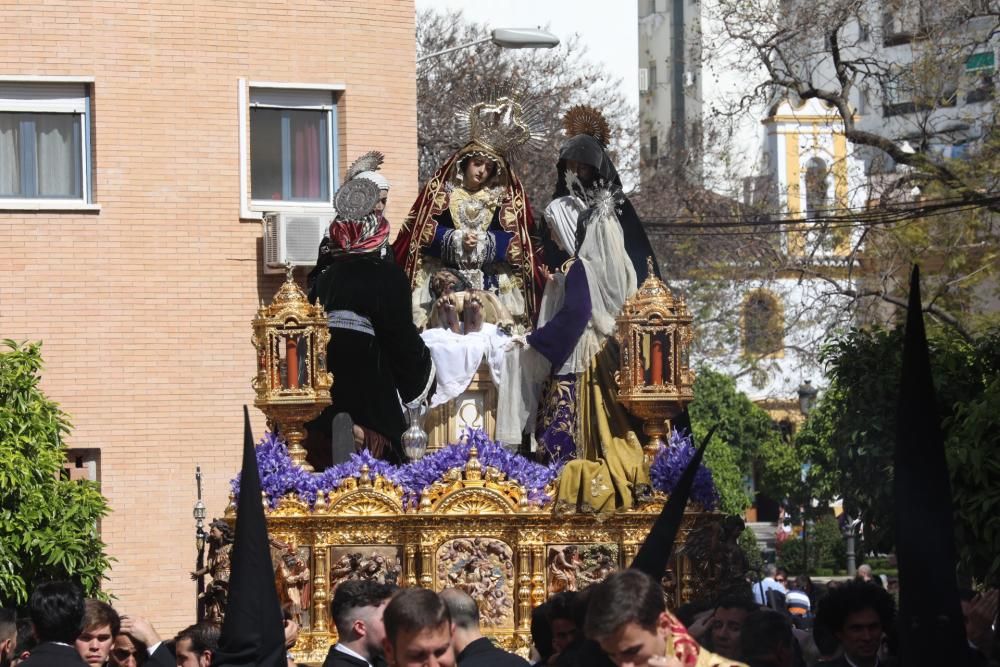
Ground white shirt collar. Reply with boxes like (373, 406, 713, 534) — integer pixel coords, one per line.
(334, 643, 372, 667)
(843, 654, 880, 667)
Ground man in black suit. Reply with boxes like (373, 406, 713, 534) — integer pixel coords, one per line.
(19, 581, 87, 667)
(323, 581, 395, 667)
(439, 589, 529, 667)
(174, 622, 219, 667)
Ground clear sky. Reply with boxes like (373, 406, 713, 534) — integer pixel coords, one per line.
(414, 0, 640, 112)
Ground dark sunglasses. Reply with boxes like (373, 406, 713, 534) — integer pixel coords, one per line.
(111, 648, 141, 662)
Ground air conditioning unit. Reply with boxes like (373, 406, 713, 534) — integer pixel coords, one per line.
(262, 211, 332, 274)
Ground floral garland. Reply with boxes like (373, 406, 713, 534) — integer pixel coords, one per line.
(232, 428, 719, 512)
(231, 428, 561, 510)
(649, 430, 720, 511)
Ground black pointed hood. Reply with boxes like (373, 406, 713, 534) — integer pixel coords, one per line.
(213, 407, 286, 667)
(630, 409, 716, 578)
(893, 265, 968, 665)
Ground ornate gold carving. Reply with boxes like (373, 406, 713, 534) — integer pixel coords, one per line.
(437, 538, 516, 628)
(312, 546, 329, 634)
(257, 480, 722, 654)
(616, 259, 695, 459)
(330, 546, 403, 592)
(545, 544, 618, 594)
(252, 268, 333, 471)
(416, 447, 545, 514)
(425, 364, 498, 451)
(271, 495, 312, 517)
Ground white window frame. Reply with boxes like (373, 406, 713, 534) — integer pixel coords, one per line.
(0, 76, 98, 211)
(238, 79, 345, 220)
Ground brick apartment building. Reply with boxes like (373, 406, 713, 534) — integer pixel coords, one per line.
(0, 0, 418, 632)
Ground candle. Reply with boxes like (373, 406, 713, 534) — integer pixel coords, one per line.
(286, 335, 299, 389)
(651, 337, 663, 385)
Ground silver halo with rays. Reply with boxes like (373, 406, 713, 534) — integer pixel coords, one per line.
(344, 150, 385, 182)
(334, 178, 380, 221)
(453, 82, 545, 167)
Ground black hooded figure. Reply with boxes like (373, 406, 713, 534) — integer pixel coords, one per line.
(893, 265, 969, 666)
(550, 118, 661, 285)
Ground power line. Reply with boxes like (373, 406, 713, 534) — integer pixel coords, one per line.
(640, 193, 1000, 236)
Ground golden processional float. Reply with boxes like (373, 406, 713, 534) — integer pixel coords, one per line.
(226, 267, 728, 663)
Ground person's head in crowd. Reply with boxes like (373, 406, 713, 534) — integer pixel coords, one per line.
(708, 595, 758, 661)
(762, 564, 777, 580)
(548, 592, 579, 657)
(790, 575, 811, 595)
(1, 609, 17, 667)
(773, 568, 788, 588)
(174, 623, 220, 667)
(438, 588, 482, 656)
(109, 633, 146, 667)
(382, 588, 453, 667)
(530, 602, 553, 665)
(29, 580, 85, 645)
(331, 580, 395, 663)
(584, 570, 676, 667)
(673, 600, 714, 629)
(785, 576, 812, 618)
(76, 599, 119, 667)
(739, 610, 795, 667)
(855, 564, 873, 583)
(10, 619, 36, 667)
(816, 580, 895, 667)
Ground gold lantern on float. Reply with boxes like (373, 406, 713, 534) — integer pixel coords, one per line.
(252, 266, 333, 471)
(616, 257, 695, 463)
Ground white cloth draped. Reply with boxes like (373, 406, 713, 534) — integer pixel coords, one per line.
(544, 195, 586, 254)
(420, 323, 509, 408)
(578, 194, 637, 338)
(495, 190, 637, 445)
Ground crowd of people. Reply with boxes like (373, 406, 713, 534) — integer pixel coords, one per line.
(4, 570, 996, 667)
(0, 581, 222, 667)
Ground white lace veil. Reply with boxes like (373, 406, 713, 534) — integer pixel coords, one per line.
(577, 191, 637, 338)
(544, 195, 586, 255)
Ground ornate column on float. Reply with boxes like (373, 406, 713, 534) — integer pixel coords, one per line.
(616, 257, 696, 463)
(252, 266, 333, 471)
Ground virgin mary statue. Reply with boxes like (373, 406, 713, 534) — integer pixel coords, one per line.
(392, 89, 545, 332)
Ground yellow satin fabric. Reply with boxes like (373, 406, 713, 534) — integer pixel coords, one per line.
(554, 342, 650, 514)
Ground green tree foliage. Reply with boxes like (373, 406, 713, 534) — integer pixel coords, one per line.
(777, 515, 846, 575)
(690, 367, 801, 514)
(739, 526, 765, 576)
(0, 340, 112, 605)
(795, 327, 1000, 584)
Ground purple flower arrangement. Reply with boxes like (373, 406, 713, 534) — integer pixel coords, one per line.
(649, 430, 720, 511)
(232, 428, 562, 511)
(230, 431, 319, 507)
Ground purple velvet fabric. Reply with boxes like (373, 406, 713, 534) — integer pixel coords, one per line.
(535, 373, 578, 462)
(526, 260, 591, 370)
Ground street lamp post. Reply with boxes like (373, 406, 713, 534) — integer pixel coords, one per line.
(843, 514, 861, 577)
(417, 28, 560, 64)
(193, 466, 207, 620)
(797, 380, 819, 417)
(796, 381, 818, 575)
